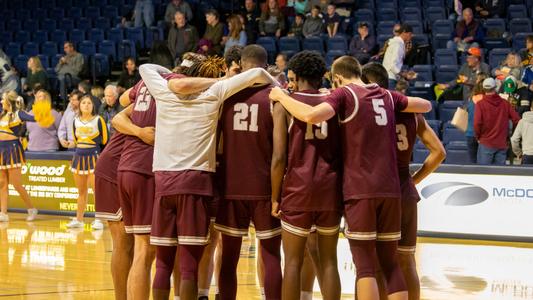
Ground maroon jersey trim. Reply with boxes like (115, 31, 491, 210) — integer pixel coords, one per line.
(340, 86, 359, 124)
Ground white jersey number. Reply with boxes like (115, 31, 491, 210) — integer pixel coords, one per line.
(396, 124, 409, 151)
(134, 86, 153, 112)
(305, 122, 328, 140)
(372, 99, 388, 126)
(233, 103, 259, 132)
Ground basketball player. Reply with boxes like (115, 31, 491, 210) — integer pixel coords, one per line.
(269, 56, 432, 300)
(361, 62, 446, 300)
(270, 51, 343, 300)
(139, 57, 279, 300)
(212, 45, 283, 300)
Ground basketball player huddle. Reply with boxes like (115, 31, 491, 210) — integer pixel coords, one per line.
(94, 45, 445, 300)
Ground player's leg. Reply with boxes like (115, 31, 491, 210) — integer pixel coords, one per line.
(315, 212, 342, 300)
(256, 240, 265, 299)
(128, 234, 156, 300)
(398, 253, 419, 300)
(72, 173, 88, 222)
(7, 168, 34, 210)
(397, 197, 420, 300)
(178, 244, 205, 300)
(108, 220, 134, 300)
(0, 169, 8, 216)
(173, 246, 181, 299)
(281, 228, 308, 299)
(300, 247, 317, 300)
(197, 224, 220, 298)
(153, 245, 177, 300)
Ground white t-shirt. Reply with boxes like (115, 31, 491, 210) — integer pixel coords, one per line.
(382, 36, 406, 80)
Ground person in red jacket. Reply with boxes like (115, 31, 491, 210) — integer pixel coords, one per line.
(474, 77, 521, 165)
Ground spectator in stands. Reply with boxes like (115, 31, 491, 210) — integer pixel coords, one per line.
(199, 9, 224, 55)
(78, 81, 91, 95)
(288, 13, 305, 38)
(259, 0, 286, 38)
(302, 5, 323, 38)
(168, 11, 199, 62)
(372, 23, 401, 62)
(26, 90, 61, 152)
(309, 0, 328, 13)
(448, 8, 484, 52)
(493, 52, 523, 82)
(223, 15, 247, 54)
(242, 0, 261, 44)
(520, 35, 533, 67)
(58, 90, 82, 150)
(292, 0, 311, 15)
(383, 24, 413, 89)
(55, 42, 84, 102)
(91, 85, 104, 107)
(275, 53, 288, 75)
(474, 77, 521, 165)
(324, 3, 340, 38)
(0, 50, 18, 95)
(116, 57, 141, 95)
(23, 57, 48, 96)
(504, 75, 533, 116)
(164, 0, 193, 26)
(349, 22, 376, 65)
(134, 0, 154, 27)
(99, 85, 122, 137)
(474, 0, 505, 19)
(511, 104, 533, 164)
(438, 47, 490, 102)
(465, 73, 488, 163)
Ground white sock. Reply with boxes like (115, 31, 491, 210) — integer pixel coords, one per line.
(215, 286, 219, 294)
(174, 297, 180, 300)
(301, 291, 313, 300)
(261, 287, 266, 300)
(198, 289, 209, 297)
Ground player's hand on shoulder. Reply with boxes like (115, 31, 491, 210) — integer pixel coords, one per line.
(139, 126, 156, 146)
(271, 200, 281, 219)
(269, 87, 287, 102)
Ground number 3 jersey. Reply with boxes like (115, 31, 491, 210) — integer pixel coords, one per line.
(281, 90, 342, 212)
(324, 83, 408, 201)
(219, 85, 274, 200)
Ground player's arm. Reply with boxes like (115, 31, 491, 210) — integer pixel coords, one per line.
(402, 96, 433, 113)
(412, 114, 446, 184)
(269, 87, 335, 124)
(510, 121, 523, 157)
(211, 68, 280, 102)
(139, 64, 181, 103)
(111, 104, 155, 145)
(271, 102, 288, 218)
(169, 77, 219, 95)
(119, 87, 133, 107)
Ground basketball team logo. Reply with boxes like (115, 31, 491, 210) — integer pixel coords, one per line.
(421, 182, 489, 206)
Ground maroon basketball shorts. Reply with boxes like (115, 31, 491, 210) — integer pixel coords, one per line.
(343, 198, 401, 242)
(281, 210, 342, 237)
(215, 199, 281, 240)
(150, 194, 211, 246)
(94, 176, 122, 222)
(118, 171, 155, 234)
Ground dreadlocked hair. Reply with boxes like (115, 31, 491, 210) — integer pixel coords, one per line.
(186, 56, 226, 78)
(173, 52, 206, 75)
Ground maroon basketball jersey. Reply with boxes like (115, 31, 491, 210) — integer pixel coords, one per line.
(281, 90, 342, 212)
(118, 74, 183, 175)
(395, 111, 418, 170)
(325, 83, 408, 201)
(94, 133, 126, 184)
(220, 85, 273, 200)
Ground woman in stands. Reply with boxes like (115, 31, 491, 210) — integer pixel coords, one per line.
(0, 91, 39, 222)
(466, 73, 488, 164)
(66, 94, 108, 229)
(116, 57, 141, 95)
(223, 15, 247, 54)
(24, 56, 48, 96)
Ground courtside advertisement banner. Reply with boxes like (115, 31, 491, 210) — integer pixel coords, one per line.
(7, 159, 94, 213)
(417, 172, 533, 239)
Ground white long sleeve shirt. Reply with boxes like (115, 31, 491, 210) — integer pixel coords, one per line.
(382, 36, 405, 80)
(139, 64, 279, 173)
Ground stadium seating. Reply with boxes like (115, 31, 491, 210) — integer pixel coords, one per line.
(98, 40, 117, 61)
(401, 7, 423, 22)
(489, 48, 512, 68)
(145, 27, 164, 49)
(33, 31, 49, 45)
(41, 41, 59, 57)
(14, 54, 29, 76)
(377, 8, 397, 22)
(60, 19, 75, 32)
(15, 31, 31, 44)
(23, 20, 40, 32)
(51, 30, 67, 45)
(89, 28, 105, 43)
(256, 37, 277, 64)
(79, 41, 97, 56)
(413, 142, 430, 163)
(117, 40, 137, 61)
(327, 36, 348, 52)
(5, 42, 21, 58)
(426, 119, 442, 138)
(303, 37, 325, 54)
(69, 29, 86, 45)
(279, 36, 301, 59)
(412, 65, 434, 81)
(38, 54, 50, 68)
(443, 124, 466, 145)
(507, 4, 528, 20)
(509, 19, 532, 35)
(434, 49, 458, 66)
(432, 19, 454, 35)
(438, 101, 463, 124)
(354, 9, 374, 23)
(445, 141, 470, 164)
(41, 19, 57, 32)
(23, 42, 40, 57)
(125, 27, 145, 49)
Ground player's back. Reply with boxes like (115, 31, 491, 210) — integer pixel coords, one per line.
(220, 84, 273, 200)
(282, 91, 342, 211)
(395, 111, 417, 175)
(340, 83, 402, 200)
(95, 133, 126, 183)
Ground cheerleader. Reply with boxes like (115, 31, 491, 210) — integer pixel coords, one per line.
(66, 94, 108, 229)
(0, 91, 38, 222)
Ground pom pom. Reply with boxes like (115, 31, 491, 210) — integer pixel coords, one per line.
(32, 100, 55, 128)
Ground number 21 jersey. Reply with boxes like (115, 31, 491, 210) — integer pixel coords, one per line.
(324, 83, 408, 201)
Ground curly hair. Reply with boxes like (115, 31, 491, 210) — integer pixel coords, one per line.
(287, 51, 327, 90)
(224, 45, 243, 69)
(186, 56, 225, 78)
(173, 52, 206, 75)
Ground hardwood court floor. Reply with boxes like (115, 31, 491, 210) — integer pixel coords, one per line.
(1, 214, 533, 299)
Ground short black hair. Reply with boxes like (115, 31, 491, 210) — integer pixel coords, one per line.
(224, 45, 243, 68)
(398, 23, 413, 34)
(312, 5, 321, 10)
(241, 44, 268, 67)
(287, 51, 327, 90)
(295, 13, 305, 19)
(358, 22, 369, 28)
(361, 62, 389, 89)
(527, 35, 533, 43)
(331, 56, 362, 79)
(205, 9, 219, 20)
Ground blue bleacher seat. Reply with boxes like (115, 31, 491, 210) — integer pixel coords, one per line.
(434, 48, 458, 66)
(412, 34, 429, 46)
(405, 21, 423, 34)
(443, 125, 466, 144)
(69, 7, 83, 19)
(24, 0, 40, 9)
(6, 42, 21, 57)
(412, 65, 434, 81)
(402, 0, 421, 7)
(377, 21, 396, 35)
(98, 40, 116, 61)
(326, 50, 345, 67)
(108, 0, 125, 6)
(484, 18, 506, 34)
(23, 19, 39, 32)
(93, 0, 108, 6)
(402, 7, 422, 22)
(484, 38, 510, 51)
(413, 142, 430, 163)
(279, 36, 301, 58)
(425, 7, 446, 24)
(32, 8, 48, 21)
(438, 101, 463, 124)
(513, 32, 532, 50)
(89, 28, 105, 43)
(424, 0, 444, 8)
(0, 21, 4, 32)
(508, 4, 528, 19)
(95, 17, 111, 31)
(17, 9, 32, 20)
(85, 6, 101, 19)
(14, 55, 29, 76)
(432, 33, 450, 49)
(79, 41, 97, 56)
(74, 0, 91, 7)
(144, 27, 164, 49)
(15, 31, 31, 44)
(50, 8, 65, 20)
(107, 28, 124, 44)
(256, 37, 277, 64)
(51, 30, 67, 45)
(327, 36, 348, 52)
(51, 54, 63, 68)
(46, 67, 59, 91)
(103, 6, 119, 19)
(41, 0, 57, 9)
(357, 0, 376, 9)
(69, 29, 86, 45)
(445, 141, 470, 164)
(303, 37, 325, 54)
(354, 9, 374, 23)
(489, 48, 512, 68)
(9, 1, 23, 10)
(23, 42, 40, 57)
(3, 10, 14, 20)
(77, 18, 93, 31)
(377, 0, 397, 9)
(377, 8, 398, 22)
(7, 20, 22, 32)
(60, 19, 75, 32)
(426, 119, 442, 137)
(435, 65, 459, 83)
(377, 34, 390, 47)
(91, 53, 110, 80)
(41, 42, 59, 57)
(125, 27, 145, 49)
(37, 54, 50, 69)
(41, 19, 57, 32)
(0, 32, 12, 45)
(510, 18, 532, 35)
(33, 31, 49, 45)
(118, 40, 137, 61)
(432, 19, 454, 35)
